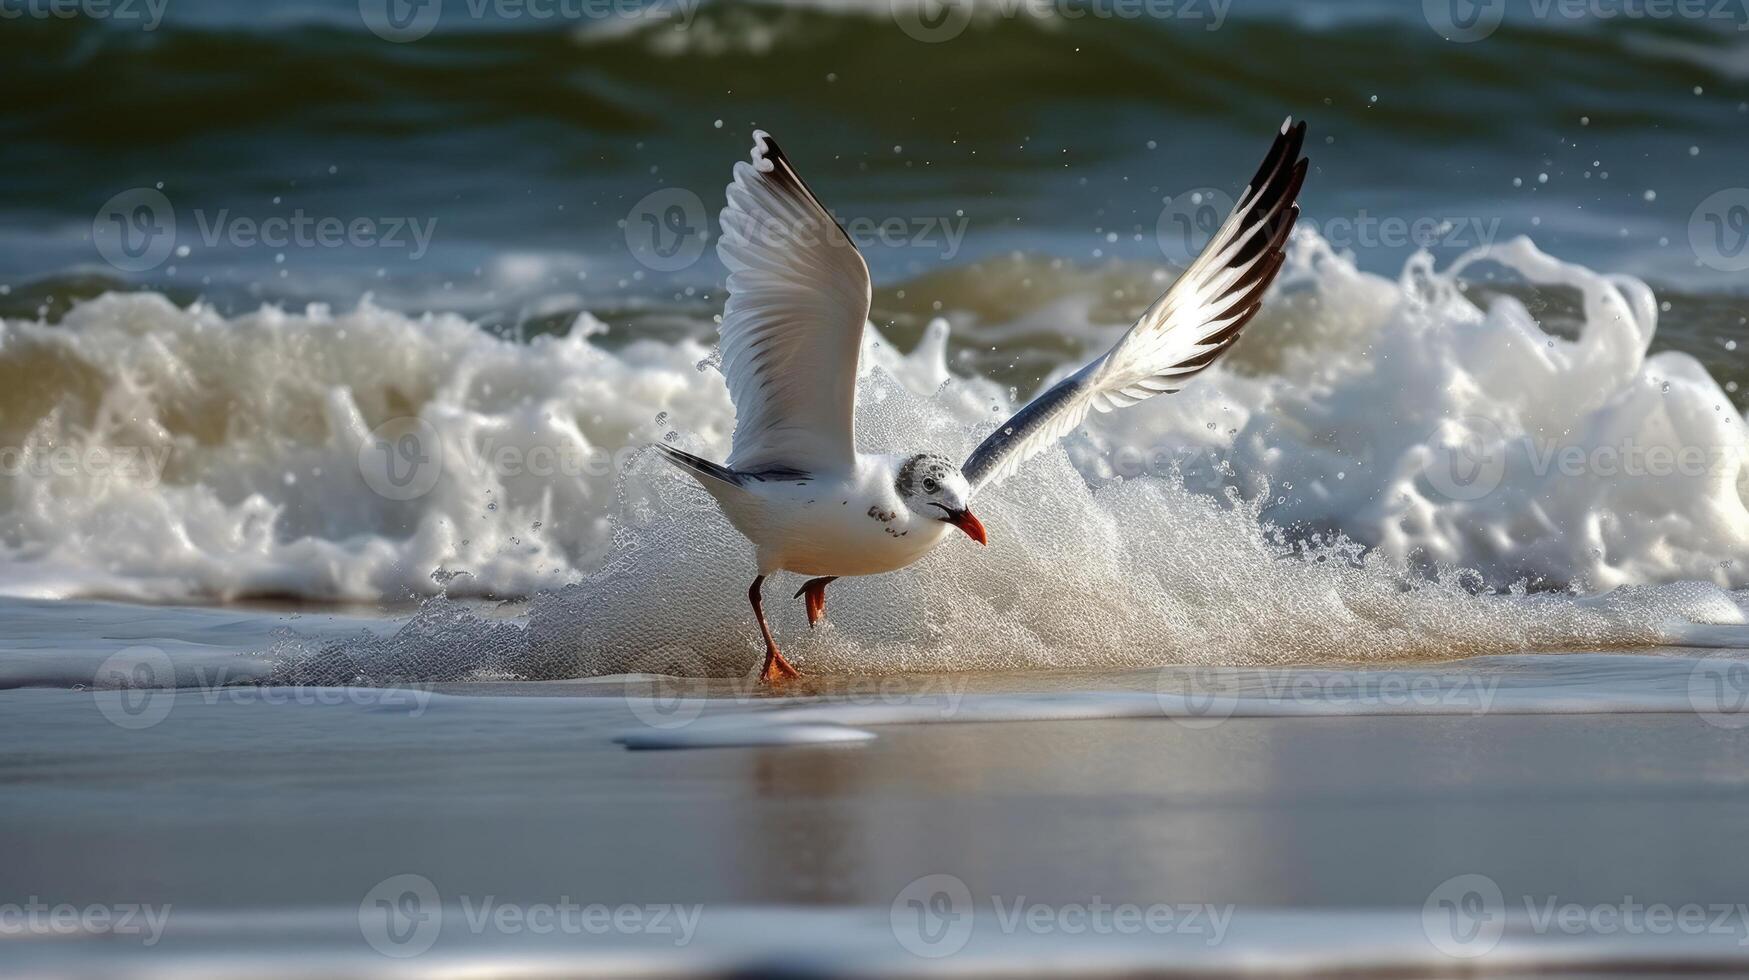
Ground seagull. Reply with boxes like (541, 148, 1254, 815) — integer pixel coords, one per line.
(659, 120, 1308, 682)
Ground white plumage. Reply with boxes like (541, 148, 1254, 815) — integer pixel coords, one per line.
(716, 132, 871, 475)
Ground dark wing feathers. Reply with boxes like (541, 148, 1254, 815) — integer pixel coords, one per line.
(963, 119, 1309, 491)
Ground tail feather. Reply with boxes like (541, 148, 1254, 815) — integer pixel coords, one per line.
(654, 444, 743, 488)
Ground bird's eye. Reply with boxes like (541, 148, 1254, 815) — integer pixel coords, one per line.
(922, 478, 939, 494)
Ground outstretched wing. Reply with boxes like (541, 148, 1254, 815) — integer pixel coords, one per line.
(962, 118, 1308, 493)
(716, 131, 872, 475)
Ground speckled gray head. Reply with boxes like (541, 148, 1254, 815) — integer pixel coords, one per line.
(895, 453, 985, 543)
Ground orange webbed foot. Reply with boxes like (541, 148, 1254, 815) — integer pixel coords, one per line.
(759, 647, 802, 683)
(793, 576, 838, 629)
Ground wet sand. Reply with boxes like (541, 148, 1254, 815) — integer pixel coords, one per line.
(7, 662, 1749, 975)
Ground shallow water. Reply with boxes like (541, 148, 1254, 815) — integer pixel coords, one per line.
(9, 599, 1749, 974)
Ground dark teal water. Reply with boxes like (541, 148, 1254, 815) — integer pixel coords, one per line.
(1, 0, 1746, 396)
(5, 1, 1749, 302)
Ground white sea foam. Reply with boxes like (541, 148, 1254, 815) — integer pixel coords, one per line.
(2, 231, 1746, 677)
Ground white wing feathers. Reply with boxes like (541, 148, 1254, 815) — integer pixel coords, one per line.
(961, 119, 1309, 493)
(716, 131, 872, 475)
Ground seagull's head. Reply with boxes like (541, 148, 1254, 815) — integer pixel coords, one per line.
(896, 453, 986, 545)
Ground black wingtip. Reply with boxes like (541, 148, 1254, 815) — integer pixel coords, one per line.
(1229, 121, 1309, 269)
(736, 127, 856, 252)
(749, 129, 786, 175)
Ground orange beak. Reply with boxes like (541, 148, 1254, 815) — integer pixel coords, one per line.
(948, 509, 988, 545)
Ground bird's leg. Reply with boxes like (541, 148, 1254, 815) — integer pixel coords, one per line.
(749, 575, 800, 683)
(793, 576, 838, 628)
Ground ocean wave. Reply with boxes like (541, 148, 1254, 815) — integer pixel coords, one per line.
(1, 228, 1746, 674)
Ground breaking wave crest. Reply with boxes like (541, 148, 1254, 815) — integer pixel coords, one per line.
(2, 229, 1745, 675)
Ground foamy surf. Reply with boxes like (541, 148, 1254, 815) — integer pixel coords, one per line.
(3, 230, 1746, 676)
